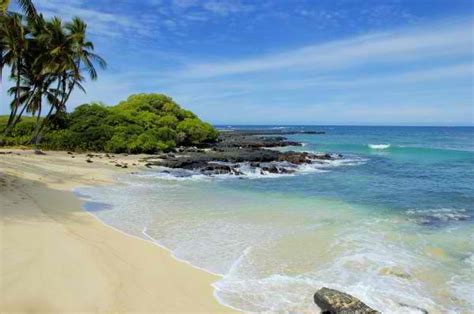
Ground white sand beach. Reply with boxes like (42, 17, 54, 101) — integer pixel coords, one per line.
(0, 149, 235, 313)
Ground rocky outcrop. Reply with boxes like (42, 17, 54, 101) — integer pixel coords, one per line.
(140, 129, 340, 176)
(141, 147, 341, 176)
(314, 287, 378, 313)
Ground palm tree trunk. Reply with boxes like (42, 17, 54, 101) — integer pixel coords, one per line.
(30, 100, 42, 151)
(60, 80, 75, 109)
(4, 85, 37, 136)
(31, 78, 60, 149)
(33, 103, 55, 148)
(6, 60, 22, 130)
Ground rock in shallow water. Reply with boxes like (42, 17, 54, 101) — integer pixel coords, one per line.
(314, 287, 378, 313)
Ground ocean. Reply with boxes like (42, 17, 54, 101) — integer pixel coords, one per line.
(76, 126, 474, 313)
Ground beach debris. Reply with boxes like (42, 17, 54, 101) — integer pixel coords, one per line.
(67, 151, 73, 155)
(313, 287, 378, 313)
(86, 159, 93, 163)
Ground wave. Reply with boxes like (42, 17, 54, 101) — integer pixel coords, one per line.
(138, 157, 366, 182)
(369, 144, 391, 150)
(211, 221, 448, 313)
(76, 174, 473, 313)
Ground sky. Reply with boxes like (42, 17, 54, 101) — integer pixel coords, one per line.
(2, 0, 474, 125)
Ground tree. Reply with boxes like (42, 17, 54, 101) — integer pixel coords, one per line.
(0, 13, 28, 132)
(1, 0, 37, 82)
(28, 16, 106, 148)
(1, 3, 106, 150)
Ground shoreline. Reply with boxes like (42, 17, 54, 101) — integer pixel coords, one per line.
(0, 148, 237, 313)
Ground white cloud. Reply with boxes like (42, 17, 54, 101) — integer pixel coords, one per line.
(172, 0, 254, 15)
(33, 0, 149, 38)
(174, 19, 473, 78)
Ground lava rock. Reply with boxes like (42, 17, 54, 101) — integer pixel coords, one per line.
(201, 164, 233, 175)
(261, 165, 279, 173)
(314, 287, 378, 314)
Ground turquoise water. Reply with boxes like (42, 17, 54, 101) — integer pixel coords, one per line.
(78, 126, 474, 313)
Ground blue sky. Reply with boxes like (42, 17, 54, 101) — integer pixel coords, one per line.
(3, 0, 474, 125)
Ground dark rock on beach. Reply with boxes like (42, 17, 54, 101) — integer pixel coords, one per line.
(314, 287, 378, 314)
(141, 128, 339, 176)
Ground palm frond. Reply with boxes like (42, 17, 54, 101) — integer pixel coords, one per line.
(17, 0, 37, 19)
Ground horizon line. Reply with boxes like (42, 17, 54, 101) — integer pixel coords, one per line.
(212, 123, 474, 127)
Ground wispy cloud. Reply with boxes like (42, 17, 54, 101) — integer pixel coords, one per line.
(174, 19, 473, 78)
(3, 1, 473, 125)
(34, 0, 154, 38)
(172, 0, 254, 15)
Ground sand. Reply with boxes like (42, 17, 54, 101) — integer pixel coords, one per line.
(0, 149, 236, 313)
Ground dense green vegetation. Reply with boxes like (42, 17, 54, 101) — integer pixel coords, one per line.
(0, 93, 219, 153)
(1, 2, 218, 153)
(1, 0, 106, 148)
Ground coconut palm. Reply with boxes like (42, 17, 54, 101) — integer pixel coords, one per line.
(62, 17, 106, 107)
(1, 13, 28, 132)
(29, 16, 106, 146)
(1, 1, 106, 149)
(1, 0, 37, 82)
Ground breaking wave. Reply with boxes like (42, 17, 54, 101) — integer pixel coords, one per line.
(369, 144, 391, 150)
(137, 157, 367, 182)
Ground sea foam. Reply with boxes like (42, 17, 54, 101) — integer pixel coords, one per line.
(140, 157, 366, 181)
(369, 144, 391, 150)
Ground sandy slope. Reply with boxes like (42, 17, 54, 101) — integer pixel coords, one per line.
(0, 149, 235, 313)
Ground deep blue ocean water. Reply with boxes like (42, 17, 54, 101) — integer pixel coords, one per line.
(78, 126, 474, 313)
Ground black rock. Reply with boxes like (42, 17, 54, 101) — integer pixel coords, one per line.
(261, 165, 279, 173)
(314, 287, 378, 314)
(201, 164, 233, 175)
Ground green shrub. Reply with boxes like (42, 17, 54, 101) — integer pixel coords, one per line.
(1, 93, 218, 153)
(177, 118, 219, 144)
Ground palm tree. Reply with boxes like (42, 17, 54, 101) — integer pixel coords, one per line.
(62, 17, 106, 107)
(1, 0, 37, 83)
(1, 2, 107, 149)
(1, 13, 28, 133)
(29, 16, 106, 147)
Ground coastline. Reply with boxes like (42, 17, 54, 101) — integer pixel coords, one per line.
(0, 149, 236, 313)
